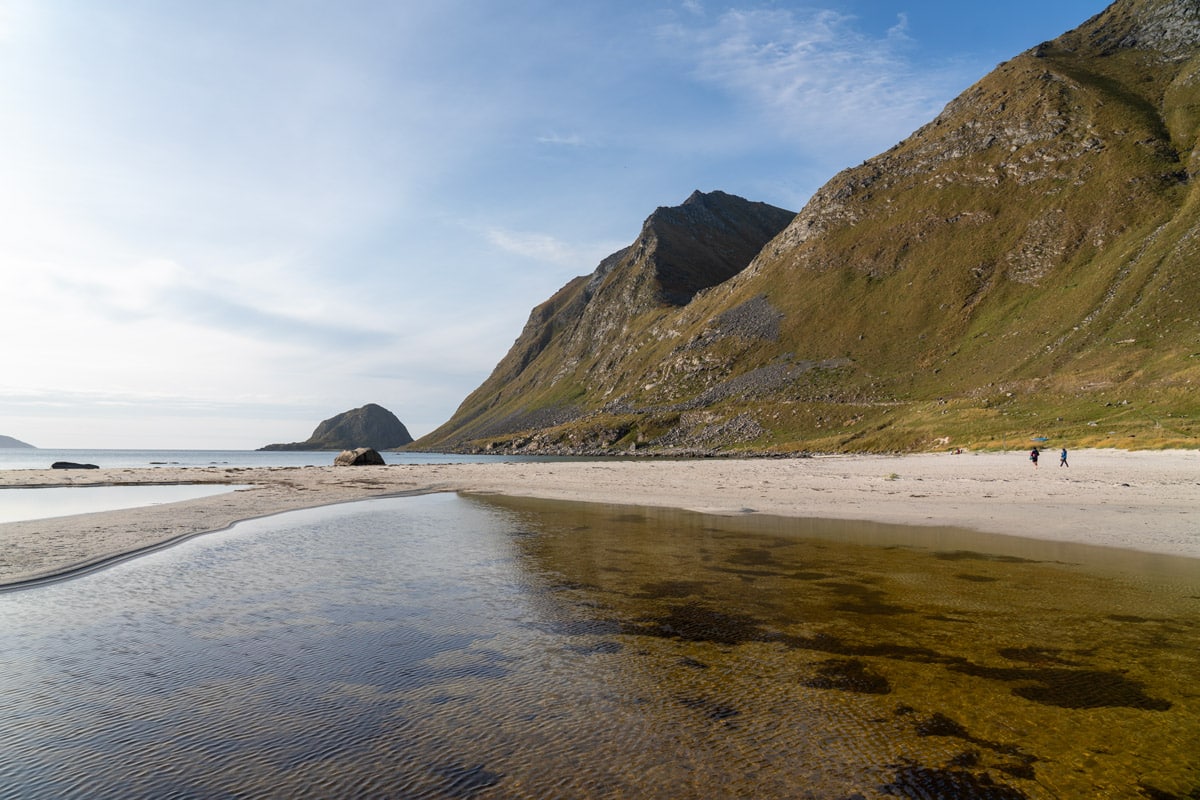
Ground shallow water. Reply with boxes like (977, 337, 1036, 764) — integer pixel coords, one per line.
(0, 493, 1195, 798)
(0, 484, 246, 524)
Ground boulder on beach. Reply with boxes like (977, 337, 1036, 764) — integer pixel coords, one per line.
(51, 462, 99, 470)
(333, 447, 386, 466)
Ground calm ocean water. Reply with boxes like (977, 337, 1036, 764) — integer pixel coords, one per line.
(0, 448, 531, 471)
(0, 493, 1196, 798)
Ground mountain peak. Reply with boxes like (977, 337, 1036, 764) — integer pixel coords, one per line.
(416, 192, 794, 448)
(630, 191, 796, 307)
(679, 189, 733, 208)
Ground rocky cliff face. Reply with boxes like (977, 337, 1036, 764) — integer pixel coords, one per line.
(262, 403, 413, 451)
(420, 0, 1200, 454)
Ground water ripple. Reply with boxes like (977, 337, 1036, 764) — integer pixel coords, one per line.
(0, 493, 1196, 798)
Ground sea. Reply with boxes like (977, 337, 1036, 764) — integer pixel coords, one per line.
(0, 447, 527, 471)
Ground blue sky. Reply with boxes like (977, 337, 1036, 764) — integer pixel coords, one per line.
(1, 0, 1108, 449)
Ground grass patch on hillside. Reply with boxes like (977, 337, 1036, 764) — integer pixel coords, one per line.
(738, 386, 1200, 453)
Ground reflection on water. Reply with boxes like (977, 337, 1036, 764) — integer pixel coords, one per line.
(0, 493, 1196, 798)
(0, 484, 245, 524)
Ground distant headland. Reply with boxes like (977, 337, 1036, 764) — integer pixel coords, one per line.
(0, 435, 35, 449)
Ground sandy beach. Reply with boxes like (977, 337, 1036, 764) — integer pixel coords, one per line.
(1, 448, 1197, 587)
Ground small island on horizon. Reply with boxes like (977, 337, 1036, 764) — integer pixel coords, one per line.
(259, 403, 413, 452)
(0, 435, 35, 449)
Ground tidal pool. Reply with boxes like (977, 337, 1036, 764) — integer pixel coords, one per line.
(0, 484, 245, 524)
(0, 492, 1195, 798)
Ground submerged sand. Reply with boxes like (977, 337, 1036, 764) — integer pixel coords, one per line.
(1, 449, 1197, 586)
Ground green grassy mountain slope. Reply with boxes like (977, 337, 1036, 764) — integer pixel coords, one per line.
(418, 0, 1200, 454)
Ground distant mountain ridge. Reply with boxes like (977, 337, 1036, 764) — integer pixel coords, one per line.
(0, 435, 34, 449)
(261, 404, 413, 451)
(419, 0, 1200, 454)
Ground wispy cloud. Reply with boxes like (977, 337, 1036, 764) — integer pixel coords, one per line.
(660, 6, 961, 153)
(485, 227, 622, 271)
(161, 286, 396, 351)
(536, 131, 588, 147)
(887, 12, 912, 43)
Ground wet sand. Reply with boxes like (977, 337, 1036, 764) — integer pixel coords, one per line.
(1, 448, 1197, 586)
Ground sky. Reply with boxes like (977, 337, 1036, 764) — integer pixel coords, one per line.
(0, 0, 1110, 449)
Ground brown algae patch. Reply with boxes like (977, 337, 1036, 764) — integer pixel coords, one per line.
(800, 657, 892, 694)
(478, 494, 1200, 798)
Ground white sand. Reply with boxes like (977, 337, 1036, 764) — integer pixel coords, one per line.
(1, 449, 1197, 586)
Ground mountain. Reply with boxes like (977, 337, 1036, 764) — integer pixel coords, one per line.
(419, 0, 1200, 454)
(417, 190, 796, 451)
(0, 435, 34, 449)
(261, 404, 414, 451)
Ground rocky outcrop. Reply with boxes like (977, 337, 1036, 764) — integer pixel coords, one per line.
(51, 462, 99, 469)
(261, 404, 413, 451)
(333, 447, 386, 466)
(1080, 0, 1200, 60)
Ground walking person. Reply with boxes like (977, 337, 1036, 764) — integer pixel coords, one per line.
(1060, 448, 1069, 467)
(1030, 447, 1039, 468)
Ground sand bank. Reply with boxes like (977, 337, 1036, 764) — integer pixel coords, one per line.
(1, 449, 1197, 586)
